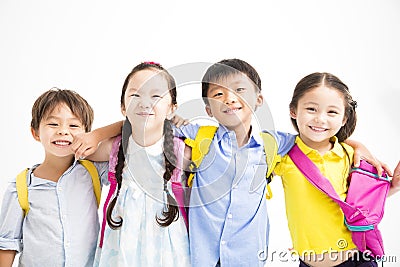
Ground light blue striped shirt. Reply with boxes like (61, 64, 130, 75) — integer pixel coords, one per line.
(0, 160, 108, 267)
(175, 124, 295, 267)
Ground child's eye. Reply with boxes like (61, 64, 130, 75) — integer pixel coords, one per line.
(130, 93, 140, 97)
(306, 107, 316, 112)
(235, 87, 246, 93)
(212, 92, 223, 97)
(328, 110, 339, 115)
(70, 124, 81, 128)
(152, 95, 162, 98)
(47, 123, 58, 127)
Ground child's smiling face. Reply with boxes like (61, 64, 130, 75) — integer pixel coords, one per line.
(205, 73, 263, 132)
(123, 69, 175, 133)
(290, 85, 347, 151)
(32, 103, 85, 158)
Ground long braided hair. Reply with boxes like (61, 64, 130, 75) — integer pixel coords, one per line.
(106, 62, 179, 229)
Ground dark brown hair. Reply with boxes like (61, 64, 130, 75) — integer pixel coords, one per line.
(289, 72, 357, 142)
(31, 88, 94, 132)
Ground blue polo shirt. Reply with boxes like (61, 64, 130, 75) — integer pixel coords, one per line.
(175, 124, 294, 267)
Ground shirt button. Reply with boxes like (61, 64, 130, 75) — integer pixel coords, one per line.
(65, 242, 70, 248)
(227, 214, 233, 219)
(221, 240, 226, 245)
(58, 186, 62, 191)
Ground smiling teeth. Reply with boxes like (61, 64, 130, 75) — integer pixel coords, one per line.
(310, 126, 326, 132)
(54, 141, 70, 145)
(225, 108, 240, 113)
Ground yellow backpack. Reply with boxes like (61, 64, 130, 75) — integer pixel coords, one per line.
(15, 159, 101, 216)
(184, 126, 280, 199)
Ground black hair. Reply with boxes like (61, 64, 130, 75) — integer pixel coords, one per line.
(201, 58, 261, 104)
(107, 62, 179, 229)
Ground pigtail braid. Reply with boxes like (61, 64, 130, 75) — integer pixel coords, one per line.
(156, 119, 179, 227)
(106, 141, 125, 229)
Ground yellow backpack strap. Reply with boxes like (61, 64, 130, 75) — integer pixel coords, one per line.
(260, 132, 281, 199)
(79, 160, 101, 207)
(16, 168, 30, 216)
(184, 126, 218, 187)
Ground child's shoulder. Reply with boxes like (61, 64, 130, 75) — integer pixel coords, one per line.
(76, 160, 109, 177)
(175, 122, 214, 140)
(339, 141, 354, 163)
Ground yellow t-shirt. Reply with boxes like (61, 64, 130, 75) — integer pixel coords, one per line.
(274, 136, 357, 256)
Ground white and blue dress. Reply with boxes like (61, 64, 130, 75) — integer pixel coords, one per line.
(96, 136, 190, 267)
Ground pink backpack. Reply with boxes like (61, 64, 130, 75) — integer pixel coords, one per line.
(288, 144, 390, 258)
(99, 135, 188, 248)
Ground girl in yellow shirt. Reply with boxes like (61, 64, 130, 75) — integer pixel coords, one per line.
(274, 72, 400, 267)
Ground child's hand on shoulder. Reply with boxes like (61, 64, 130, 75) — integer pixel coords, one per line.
(171, 114, 189, 128)
(72, 132, 101, 160)
(348, 139, 391, 176)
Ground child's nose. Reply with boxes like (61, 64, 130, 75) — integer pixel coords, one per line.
(139, 97, 151, 108)
(58, 126, 69, 135)
(223, 91, 238, 104)
(315, 113, 327, 123)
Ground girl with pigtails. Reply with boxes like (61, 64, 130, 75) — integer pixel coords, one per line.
(73, 62, 190, 266)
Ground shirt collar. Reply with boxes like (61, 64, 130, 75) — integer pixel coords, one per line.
(125, 135, 163, 156)
(216, 123, 263, 146)
(295, 135, 346, 158)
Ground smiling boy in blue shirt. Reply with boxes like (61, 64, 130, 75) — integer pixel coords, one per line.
(175, 59, 295, 266)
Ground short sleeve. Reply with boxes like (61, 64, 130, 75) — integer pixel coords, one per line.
(0, 181, 24, 252)
(263, 130, 296, 156)
(94, 161, 110, 186)
(173, 123, 200, 140)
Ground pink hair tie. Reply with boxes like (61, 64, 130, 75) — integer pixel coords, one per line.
(143, 61, 160, 65)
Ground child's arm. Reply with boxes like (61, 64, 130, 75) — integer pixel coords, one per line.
(0, 250, 16, 267)
(72, 121, 123, 160)
(344, 139, 391, 177)
(0, 183, 24, 266)
(388, 161, 400, 197)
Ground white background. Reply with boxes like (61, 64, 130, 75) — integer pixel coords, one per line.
(0, 0, 399, 266)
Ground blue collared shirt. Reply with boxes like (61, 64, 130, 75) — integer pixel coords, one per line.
(0, 161, 108, 267)
(175, 124, 295, 267)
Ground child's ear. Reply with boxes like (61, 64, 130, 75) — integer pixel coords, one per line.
(205, 105, 213, 117)
(121, 105, 126, 117)
(31, 127, 40, 141)
(255, 93, 264, 110)
(290, 108, 297, 119)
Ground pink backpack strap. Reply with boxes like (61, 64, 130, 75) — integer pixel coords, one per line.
(288, 144, 362, 222)
(99, 135, 122, 248)
(170, 137, 189, 229)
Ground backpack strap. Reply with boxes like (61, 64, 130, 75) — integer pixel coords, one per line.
(16, 168, 29, 216)
(260, 132, 281, 199)
(78, 159, 101, 207)
(288, 144, 363, 222)
(171, 137, 189, 229)
(16, 161, 100, 217)
(184, 126, 218, 187)
(99, 135, 122, 248)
